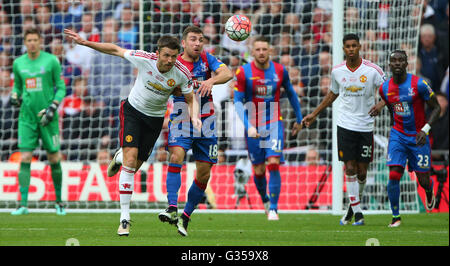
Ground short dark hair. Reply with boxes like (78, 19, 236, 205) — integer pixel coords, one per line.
(157, 35, 181, 52)
(253, 35, 270, 45)
(182, 25, 203, 40)
(24, 28, 41, 39)
(390, 49, 408, 61)
(343, 33, 359, 44)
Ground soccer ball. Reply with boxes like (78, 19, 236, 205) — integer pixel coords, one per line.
(225, 15, 251, 42)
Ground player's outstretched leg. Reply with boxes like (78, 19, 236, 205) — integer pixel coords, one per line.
(387, 169, 402, 227)
(267, 163, 281, 221)
(108, 148, 123, 177)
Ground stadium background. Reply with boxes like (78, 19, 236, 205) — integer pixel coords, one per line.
(0, 0, 448, 213)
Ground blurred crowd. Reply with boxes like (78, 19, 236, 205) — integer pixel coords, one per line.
(0, 0, 448, 164)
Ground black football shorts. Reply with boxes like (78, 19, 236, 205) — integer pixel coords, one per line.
(119, 99, 164, 162)
(337, 126, 374, 163)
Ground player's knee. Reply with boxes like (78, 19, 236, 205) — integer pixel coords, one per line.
(253, 164, 265, 176)
(122, 147, 138, 167)
(267, 157, 280, 165)
(20, 152, 33, 163)
(169, 152, 184, 164)
(345, 162, 357, 176)
(389, 170, 403, 181)
(47, 152, 61, 164)
(123, 155, 138, 169)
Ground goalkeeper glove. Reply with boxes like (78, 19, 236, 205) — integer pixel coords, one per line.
(38, 102, 59, 127)
(10, 92, 21, 107)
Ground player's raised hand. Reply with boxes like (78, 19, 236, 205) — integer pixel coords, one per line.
(291, 122, 302, 136)
(64, 29, 86, 45)
(301, 114, 316, 128)
(248, 126, 260, 138)
(196, 79, 215, 97)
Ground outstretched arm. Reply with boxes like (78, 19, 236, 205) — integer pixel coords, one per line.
(302, 90, 338, 128)
(64, 29, 127, 58)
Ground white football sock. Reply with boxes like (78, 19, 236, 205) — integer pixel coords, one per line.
(119, 165, 135, 222)
(346, 175, 362, 213)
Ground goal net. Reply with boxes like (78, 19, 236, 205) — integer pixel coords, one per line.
(0, 0, 425, 213)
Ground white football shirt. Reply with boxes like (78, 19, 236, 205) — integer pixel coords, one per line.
(124, 50, 193, 117)
(330, 59, 386, 132)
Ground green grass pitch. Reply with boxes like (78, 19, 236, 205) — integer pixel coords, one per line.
(1, 212, 448, 246)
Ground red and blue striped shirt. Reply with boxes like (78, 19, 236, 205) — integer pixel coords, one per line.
(380, 73, 434, 136)
(234, 61, 302, 130)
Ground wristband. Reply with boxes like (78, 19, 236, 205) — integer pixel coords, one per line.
(421, 123, 431, 135)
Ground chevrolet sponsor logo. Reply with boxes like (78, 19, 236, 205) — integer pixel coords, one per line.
(147, 81, 166, 91)
(345, 85, 362, 92)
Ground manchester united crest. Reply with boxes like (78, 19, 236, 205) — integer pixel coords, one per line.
(360, 75, 367, 83)
(125, 135, 133, 143)
(167, 79, 176, 87)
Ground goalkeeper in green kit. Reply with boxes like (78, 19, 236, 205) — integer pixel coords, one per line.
(10, 28, 66, 215)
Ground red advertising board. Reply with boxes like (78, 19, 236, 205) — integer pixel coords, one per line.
(0, 163, 447, 212)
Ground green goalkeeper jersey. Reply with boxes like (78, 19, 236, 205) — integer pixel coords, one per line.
(12, 51, 66, 123)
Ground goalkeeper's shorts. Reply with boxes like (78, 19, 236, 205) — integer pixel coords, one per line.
(18, 118, 60, 153)
(119, 99, 164, 162)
